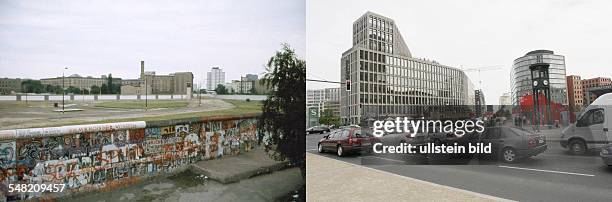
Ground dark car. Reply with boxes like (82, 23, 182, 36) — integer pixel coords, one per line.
(478, 126, 547, 163)
(600, 144, 612, 166)
(306, 126, 330, 135)
(317, 128, 376, 156)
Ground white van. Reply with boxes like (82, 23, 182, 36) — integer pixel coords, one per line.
(560, 92, 612, 154)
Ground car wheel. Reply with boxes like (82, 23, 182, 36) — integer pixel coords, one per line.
(337, 145, 344, 157)
(569, 139, 586, 155)
(502, 147, 517, 163)
(318, 144, 324, 153)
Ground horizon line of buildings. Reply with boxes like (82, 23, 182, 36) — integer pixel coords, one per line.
(1, 63, 276, 96)
(0, 61, 194, 96)
(205, 67, 272, 95)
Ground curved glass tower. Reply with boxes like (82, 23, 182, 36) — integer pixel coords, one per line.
(511, 50, 567, 106)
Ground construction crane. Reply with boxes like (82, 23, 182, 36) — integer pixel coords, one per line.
(462, 66, 503, 89)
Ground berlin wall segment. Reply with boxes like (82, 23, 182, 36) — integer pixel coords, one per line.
(0, 114, 260, 200)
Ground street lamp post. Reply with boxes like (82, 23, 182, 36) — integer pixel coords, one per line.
(62, 67, 68, 114)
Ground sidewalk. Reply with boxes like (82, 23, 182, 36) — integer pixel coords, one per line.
(306, 153, 513, 202)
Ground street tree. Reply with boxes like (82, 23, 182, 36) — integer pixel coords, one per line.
(258, 44, 306, 178)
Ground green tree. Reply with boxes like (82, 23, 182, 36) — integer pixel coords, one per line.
(107, 74, 114, 94)
(101, 84, 109, 94)
(53, 85, 63, 94)
(45, 84, 54, 93)
(66, 86, 81, 94)
(257, 44, 306, 179)
(214, 84, 228, 95)
(21, 80, 45, 94)
(319, 109, 340, 126)
(90, 85, 100, 94)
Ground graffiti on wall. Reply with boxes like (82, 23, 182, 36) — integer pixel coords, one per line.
(0, 118, 258, 200)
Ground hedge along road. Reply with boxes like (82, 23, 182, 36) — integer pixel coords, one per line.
(0, 99, 262, 130)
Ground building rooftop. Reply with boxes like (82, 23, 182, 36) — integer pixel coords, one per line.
(525, 50, 554, 56)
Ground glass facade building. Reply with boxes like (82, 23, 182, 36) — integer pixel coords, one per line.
(340, 12, 474, 125)
(511, 50, 567, 106)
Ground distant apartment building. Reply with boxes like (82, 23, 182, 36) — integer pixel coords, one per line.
(224, 79, 253, 94)
(0, 78, 22, 94)
(566, 75, 584, 111)
(581, 77, 611, 105)
(207, 67, 225, 90)
(41, 74, 121, 91)
(340, 12, 474, 124)
(244, 74, 258, 81)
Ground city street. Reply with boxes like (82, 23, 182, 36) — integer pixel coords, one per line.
(306, 130, 612, 202)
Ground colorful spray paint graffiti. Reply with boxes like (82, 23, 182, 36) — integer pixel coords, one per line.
(0, 117, 258, 200)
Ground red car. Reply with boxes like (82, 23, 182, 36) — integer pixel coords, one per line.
(317, 128, 377, 156)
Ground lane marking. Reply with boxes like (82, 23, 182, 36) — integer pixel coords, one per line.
(498, 165, 595, 177)
(539, 153, 599, 159)
(362, 155, 406, 163)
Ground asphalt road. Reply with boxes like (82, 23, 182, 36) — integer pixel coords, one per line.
(306, 131, 612, 202)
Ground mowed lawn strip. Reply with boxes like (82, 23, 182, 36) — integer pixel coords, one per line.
(7, 99, 263, 129)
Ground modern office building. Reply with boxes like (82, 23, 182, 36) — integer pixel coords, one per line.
(0, 78, 22, 94)
(340, 12, 474, 124)
(511, 50, 567, 106)
(207, 67, 225, 90)
(325, 87, 341, 102)
(307, 89, 326, 116)
(323, 87, 341, 117)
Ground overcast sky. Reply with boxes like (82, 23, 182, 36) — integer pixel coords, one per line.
(306, 0, 612, 104)
(0, 0, 305, 88)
